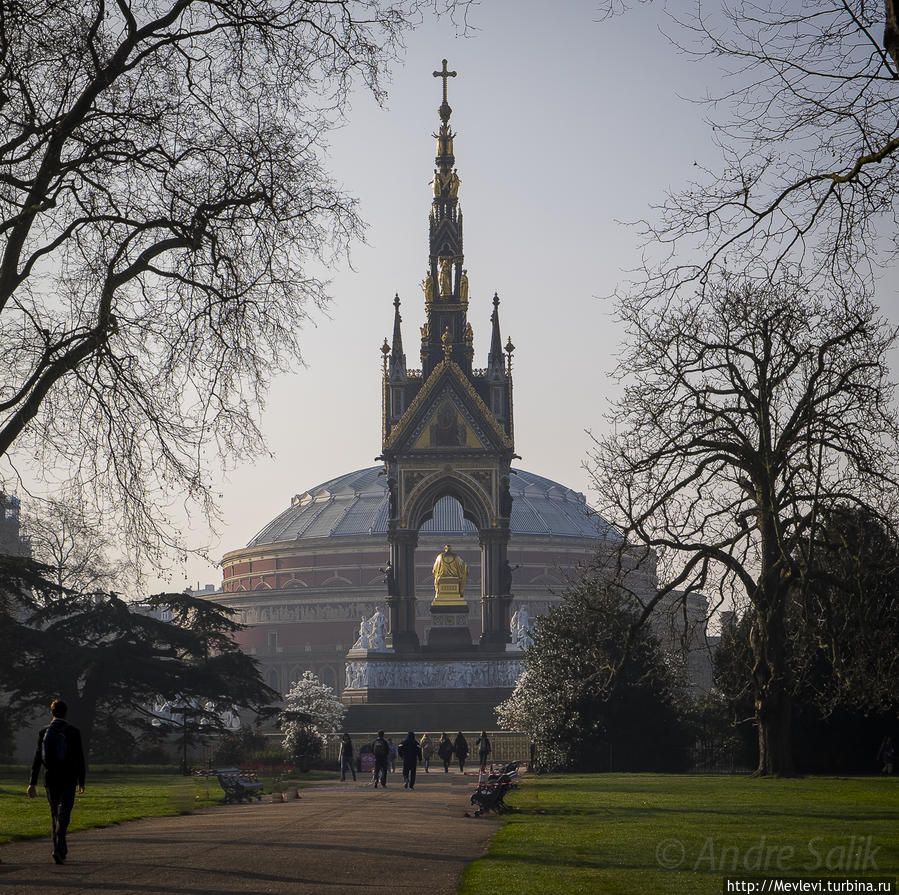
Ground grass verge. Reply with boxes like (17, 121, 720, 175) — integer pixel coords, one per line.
(0, 765, 333, 846)
(459, 773, 899, 895)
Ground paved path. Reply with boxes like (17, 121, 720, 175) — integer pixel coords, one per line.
(0, 773, 497, 895)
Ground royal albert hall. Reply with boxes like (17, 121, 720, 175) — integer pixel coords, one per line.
(218, 467, 630, 698)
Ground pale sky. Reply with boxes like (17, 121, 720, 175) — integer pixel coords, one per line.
(130, 0, 898, 592)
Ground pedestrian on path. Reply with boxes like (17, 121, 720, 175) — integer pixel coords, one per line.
(453, 732, 469, 774)
(339, 733, 357, 782)
(399, 732, 423, 789)
(476, 731, 491, 772)
(27, 699, 86, 865)
(372, 731, 389, 788)
(388, 738, 397, 773)
(437, 732, 453, 773)
(420, 732, 434, 773)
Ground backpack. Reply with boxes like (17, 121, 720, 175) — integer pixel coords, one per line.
(42, 724, 68, 768)
(373, 737, 388, 759)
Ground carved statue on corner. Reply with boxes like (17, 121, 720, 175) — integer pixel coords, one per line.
(510, 604, 533, 650)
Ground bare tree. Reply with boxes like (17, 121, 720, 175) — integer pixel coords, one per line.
(587, 276, 899, 775)
(599, 1, 899, 298)
(0, 0, 467, 564)
(21, 496, 129, 595)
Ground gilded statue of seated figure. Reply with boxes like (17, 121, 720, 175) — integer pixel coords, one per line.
(432, 544, 468, 603)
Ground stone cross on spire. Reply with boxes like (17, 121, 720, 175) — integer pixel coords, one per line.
(433, 59, 457, 124)
(433, 59, 457, 102)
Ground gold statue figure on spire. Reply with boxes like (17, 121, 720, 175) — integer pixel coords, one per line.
(439, 258, 452, 295)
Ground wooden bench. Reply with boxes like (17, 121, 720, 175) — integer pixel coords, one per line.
(215, 767, 264, 803)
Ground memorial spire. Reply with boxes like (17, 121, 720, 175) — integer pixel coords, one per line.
(389, 293, 406, 378)
(422, 59, 470, 376)
(488, 293, 504, 372)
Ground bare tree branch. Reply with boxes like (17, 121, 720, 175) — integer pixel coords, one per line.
(0, 0, 471, 564)
(588, 275, 899, 774)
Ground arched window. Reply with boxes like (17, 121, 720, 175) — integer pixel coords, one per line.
(321, 666, 337, 691)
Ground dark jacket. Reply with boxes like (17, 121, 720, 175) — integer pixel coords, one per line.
(453, 733, 469, 759)
(437, 736, 453, 760)
(29, 719, 86, 789)
(398, 736, 423, 769)
(372, 735, 390, 764)
(477, 735, 491, 757)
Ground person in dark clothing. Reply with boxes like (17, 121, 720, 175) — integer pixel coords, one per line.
(27, 699, 86, 865)
(437, 732, 453, 773)
(399, 731, 423, 790)
(372, 730, 389, 788)
(338, 733, 357, 782)
(420, 732, 434, 773)
(453, 731, 469, 774)
(476, 731, 491, 771)
(877, 735, 895, 774)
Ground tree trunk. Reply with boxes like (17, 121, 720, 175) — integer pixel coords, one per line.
(751, 599, 795, 776)
(755, 686, 793, 775)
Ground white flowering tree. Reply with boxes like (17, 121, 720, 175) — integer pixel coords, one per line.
(280, 672, 346, 769)
(495, 671, 536, 733)
(496, 573, 690, 773)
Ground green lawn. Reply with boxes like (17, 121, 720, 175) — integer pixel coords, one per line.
(0, 765, 331, 846)
(459, 774, 899, 895)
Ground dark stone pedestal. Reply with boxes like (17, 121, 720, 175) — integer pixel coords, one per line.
(426, 603, 472, 648)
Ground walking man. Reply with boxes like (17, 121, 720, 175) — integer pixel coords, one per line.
(372, 730, 389, 788)
(338, 733, 357, 782)
(476, 730, 492, 773)
(27, 699, 86, 865)
(399, 731, 423, 789)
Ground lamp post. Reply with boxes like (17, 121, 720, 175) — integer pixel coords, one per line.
(151, 703, 193, 775)
(172, 705, 193, 775)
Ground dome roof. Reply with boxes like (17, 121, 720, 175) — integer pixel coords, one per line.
(247, 466, 619, 547)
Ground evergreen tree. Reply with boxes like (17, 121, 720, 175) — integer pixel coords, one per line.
(2, 566, 275, 756)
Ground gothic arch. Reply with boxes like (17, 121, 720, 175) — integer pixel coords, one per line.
(405, 471, 492, 533)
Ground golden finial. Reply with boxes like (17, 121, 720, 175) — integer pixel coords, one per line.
(381, 337, 390, 373)
(442, 326, 453, 361)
